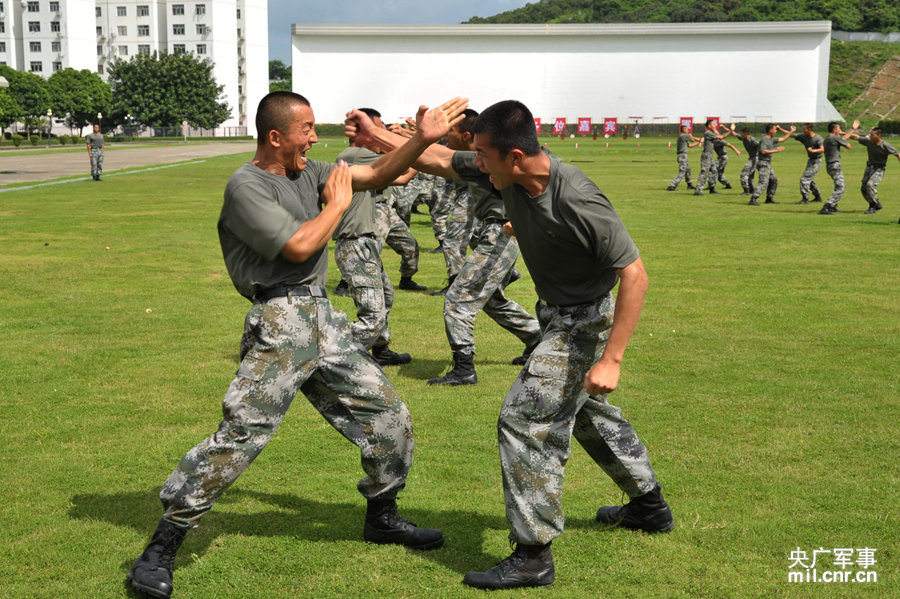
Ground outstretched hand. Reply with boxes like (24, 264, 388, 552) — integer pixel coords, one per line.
(322, 160, 352, 213)
(852, 119, 861, 131)
(414, 97, 469, 144)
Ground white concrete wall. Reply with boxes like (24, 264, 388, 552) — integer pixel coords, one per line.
(64, 0, 97, 70)
(239, 0, 266, 137)
(208, 0, 237, 128)
(292, 22, 842, 124)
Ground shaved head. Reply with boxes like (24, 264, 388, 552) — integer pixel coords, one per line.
(256, 91, 311, 145)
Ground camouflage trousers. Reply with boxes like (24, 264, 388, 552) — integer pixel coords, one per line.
(740, 156, 758, 193)
(444, 222, 541, 355)
(825, 161, 845, 207)
(695, 153, 716, 192)
(374, 201, 419, 278)
(441, 183, 475, 278)
(429, 176, 451, 245)
(860, 164, 885, 207)
(800, 158, 822, 201)
(334, 236, 394, 349)
(160, 293, 413, 527)
(90, 149, 103, 178)
(716, 153, 731, 187)
(751, 162, 778, 202)
(499, 296, 659, 545)
(668, 153, 693, 188)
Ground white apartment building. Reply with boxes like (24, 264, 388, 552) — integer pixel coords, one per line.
(0, 0, 266, 135)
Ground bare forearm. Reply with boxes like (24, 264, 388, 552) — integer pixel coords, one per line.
(599, 260, 648, 364)
(368, 127, 456, 179)
(282, 204, 344, 262)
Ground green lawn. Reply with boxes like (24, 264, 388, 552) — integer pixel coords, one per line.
(0, 136, 896, 598)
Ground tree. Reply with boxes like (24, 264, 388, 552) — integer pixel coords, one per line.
(107, 52, 231, 129)
(46, 68, 111, 132)
(0, 89, 22, 135)
(269, 59, 291, 81)
(269, 80, 291, 93)
(0, 65, 50, 132)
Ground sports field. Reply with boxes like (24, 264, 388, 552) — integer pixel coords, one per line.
(1, 136, 896, 597)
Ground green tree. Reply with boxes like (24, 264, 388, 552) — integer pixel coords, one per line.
(269, 59, 291, 81)
(269, 80, 291, 93)
(0, 89, 23, 133)
(0, 65, 50, 132)
(46, 68, 111, 132)
(107, 52, 231, 129)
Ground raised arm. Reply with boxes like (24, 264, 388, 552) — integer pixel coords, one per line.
(282, 162, 353, 262)
(725, 141, 742, 156)
(776, 125, 797, 143)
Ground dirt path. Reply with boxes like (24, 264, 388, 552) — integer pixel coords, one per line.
(0, 142, 255, 185)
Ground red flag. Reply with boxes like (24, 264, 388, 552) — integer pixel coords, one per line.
(534, 117, 541, 136)
(553, 117, 567, 135)
(679, 116, 694, 130)
(577, 117, 592, 136)
(603, 117, 618, 136)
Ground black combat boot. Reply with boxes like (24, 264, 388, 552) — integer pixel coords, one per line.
(334, 279, 350, 297)
(371, 344, 412, 366)
(818, 203, 836, 215)
(723, 182, 732, 190)
(127, 519, 188, 599)
(398, 276, 427, 291)
(686, 182, 695, 189)
(502, 267, 521, 288)
(812, 190, 822, 202)
(363, 496, 444, 550)
(429, 241, 444, 254)
(864, 202, 882, 214)
(666, 185, 676, 191)
(432, 274, 456, 297)
(463, 543, 555, 590)
(764, 198, 776, 204)
(427, 351, 476, 386)
(596, 484, 675, 533)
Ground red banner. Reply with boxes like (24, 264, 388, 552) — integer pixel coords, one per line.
(679, 116, 694, 130)
(603, 117, 618, 136)
(577, 117, 592, 136)
(534, 117, 541, 136)
(553, 117, 567, 135)
(706, 116, 720, 128)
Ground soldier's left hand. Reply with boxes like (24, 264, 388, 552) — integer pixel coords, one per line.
(414, 97, 469, 144)
(584, 359, 620, 395)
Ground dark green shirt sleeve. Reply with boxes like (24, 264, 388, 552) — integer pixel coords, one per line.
(223, 180, 301, 261)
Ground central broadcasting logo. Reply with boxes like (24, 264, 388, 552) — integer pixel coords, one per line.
(788, 547, 877, 583)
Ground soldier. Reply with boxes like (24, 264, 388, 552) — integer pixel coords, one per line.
(666, 125, 700, 191)
(818, 121, 854, 215)
(334, 107, 416, 366)
(711, 134, 741, 190)
(428, 173, 451, 253)
(126, 92, 467, 599)
(693, 119, 729, 196)
(347, 100, 673, 590)
(85, 123, 104, 181)
(749, 123, 795, 206)
(785, 123, 825, 203)
(736, 127, 760, 195)
(845, 124, 899, 214)
(373, 179, 428, 291)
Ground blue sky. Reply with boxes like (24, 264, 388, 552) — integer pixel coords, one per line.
(269, 0, 531, 61)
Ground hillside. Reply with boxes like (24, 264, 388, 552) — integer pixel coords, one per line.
(466, 0, 899, 33)
(829, 40, 900, 122)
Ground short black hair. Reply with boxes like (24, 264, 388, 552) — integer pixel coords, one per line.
(741, 127, 751, 134)
(256, 91, 310, 144)
(705, 118, 715, 127)
(457, 108, 480, 134)
(828, 121, 840, 133)
(765, 123, 776, 133)
(358, 107, 381, 120)
(804, 123, 814, 130)
(871, 127, 883, 135)
(470, 100, 540, 157)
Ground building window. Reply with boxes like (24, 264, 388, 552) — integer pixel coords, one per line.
(29, 41, 41, 52)
(27, 2, 39, 13)
(52, 61, 61, 71)
(196, 44, 206, 54)
(97, 44, 102, 55)
(98, 64, 104, 74)
(172, 24, 184, 35)
(30, 61, 42, 72)
(172, 4, 183, 15)
(118, 45, 128, 55)
(49, 0, 58, 10)
(137, 5, 149, 16)
(50, 20, 60, 32)
(117, 6, 126, 16)
(196, 4, 205, 15)
(29, 21, 40, 32)
(196, 24, 205, 35)
(51, 40, 60, 51)
(137, 24, 149, 36)
(173, 44, 185, 55)
(96, 26, 102, 36)
(0, 42, 6, 53)
(0, 22, 5, 34)
(237, 28, 242, 38)
(117, 25, 127, 36)
(0, 2, 5, 13)
(236, 8, 241, 19)
(95, 6, 101, 17)
(138, 44, 150, 55)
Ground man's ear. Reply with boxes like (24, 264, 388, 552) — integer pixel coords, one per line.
(508, 148, 525, 166)
(267, 129, 282, 148)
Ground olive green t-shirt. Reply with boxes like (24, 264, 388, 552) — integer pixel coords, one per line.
(858, 136, 898, 168)
(823, 134, 850, 164)
(701, 130, 717, 156)
(757, 135, 777, 163)
(794, 133, 824, 161)
(85, 133, 104, 149)
(713, 139, 727, 157)
(453, 152, 639, 306)
(676, 133, 691, 154)
(449, 152, 507, 223)
(333, 146, 378, 239)
(741, 136, 759, 158)
(218, 160, 334, 300)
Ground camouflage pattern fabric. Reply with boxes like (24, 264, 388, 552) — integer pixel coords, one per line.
(695, 153, 716, 192)
(374, 202, 419, 279)
(90, 148, 103, 178)
(751, 162, 778, 202)
(429, 176, 451, 245)
(800, 158, 822, 201)
(498, 295, 659, 545)
(716, 153, 731, 187)
(824, 162, 845, 207)
(334, 236, 394, 349)
(444, 222, 540, 354)
(440, 180, 476, 279)
(740, 156, 758, 193)
(160, 294, 413, 527)
(860, 164, 885, 207)
(668, 153, 693, 188)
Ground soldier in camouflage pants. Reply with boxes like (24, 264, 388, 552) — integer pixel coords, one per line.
(695, 152, 717, 193)
(439, 179, 476, 281)
(499, 295, 659, 545)
(428, 176, 451, 251)
(669, 153, 693, 189)
(740, 155, 758, 194)
(375, 189, 424, 290)
(860, 165, 885, 209)
(800, 158, 823, 202)
(753, 161, 778, 203)
(334, 236, 394, 350)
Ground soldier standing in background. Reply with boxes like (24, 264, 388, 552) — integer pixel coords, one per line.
(711, 133, 742, 190)
(693, 119, 729, 196)
(666, 125, 700, 191)
(785, 123, 825, 203)
(85, 123, 104, 181)
(737, 128, 760, 195)
(845, 124, 899, 214)
(749, 123, 795, 206)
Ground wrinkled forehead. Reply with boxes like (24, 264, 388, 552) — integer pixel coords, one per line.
(472, 132, 498, 155)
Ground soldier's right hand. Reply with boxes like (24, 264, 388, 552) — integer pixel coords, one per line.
(322, 160, 352, 213)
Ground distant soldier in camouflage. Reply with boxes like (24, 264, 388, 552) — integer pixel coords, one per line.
(666, 125, 700, 191)
(334, 107, 416, 366)
(428, 174, 451, 253)
(694, 119, 729, 195)
(85, 123, 104, 181)
(126, 92, 468, 599)
(785, 123, 825, 203)
(846, 123, 899, 214)
(374, 182, 428, 291)
(710, 128, 742, 190)
(439, 177, 475, 284)
(347, 100, 673, 590)
(749, 123, 795, 206)
(818, 121, 855, 215)
(737, 127, 760, 194)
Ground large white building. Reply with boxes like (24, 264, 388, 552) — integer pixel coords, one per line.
(291, 21, 842, 125)
(0, 0, 267, 135)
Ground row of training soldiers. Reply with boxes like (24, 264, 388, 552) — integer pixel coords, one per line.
(668, 119, 898, 213)
(127, 92, 674, 597)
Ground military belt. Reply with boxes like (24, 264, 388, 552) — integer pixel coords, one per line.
(253, 284, 327, 303)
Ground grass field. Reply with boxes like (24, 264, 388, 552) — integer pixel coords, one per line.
(0, 135, 897, 598)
